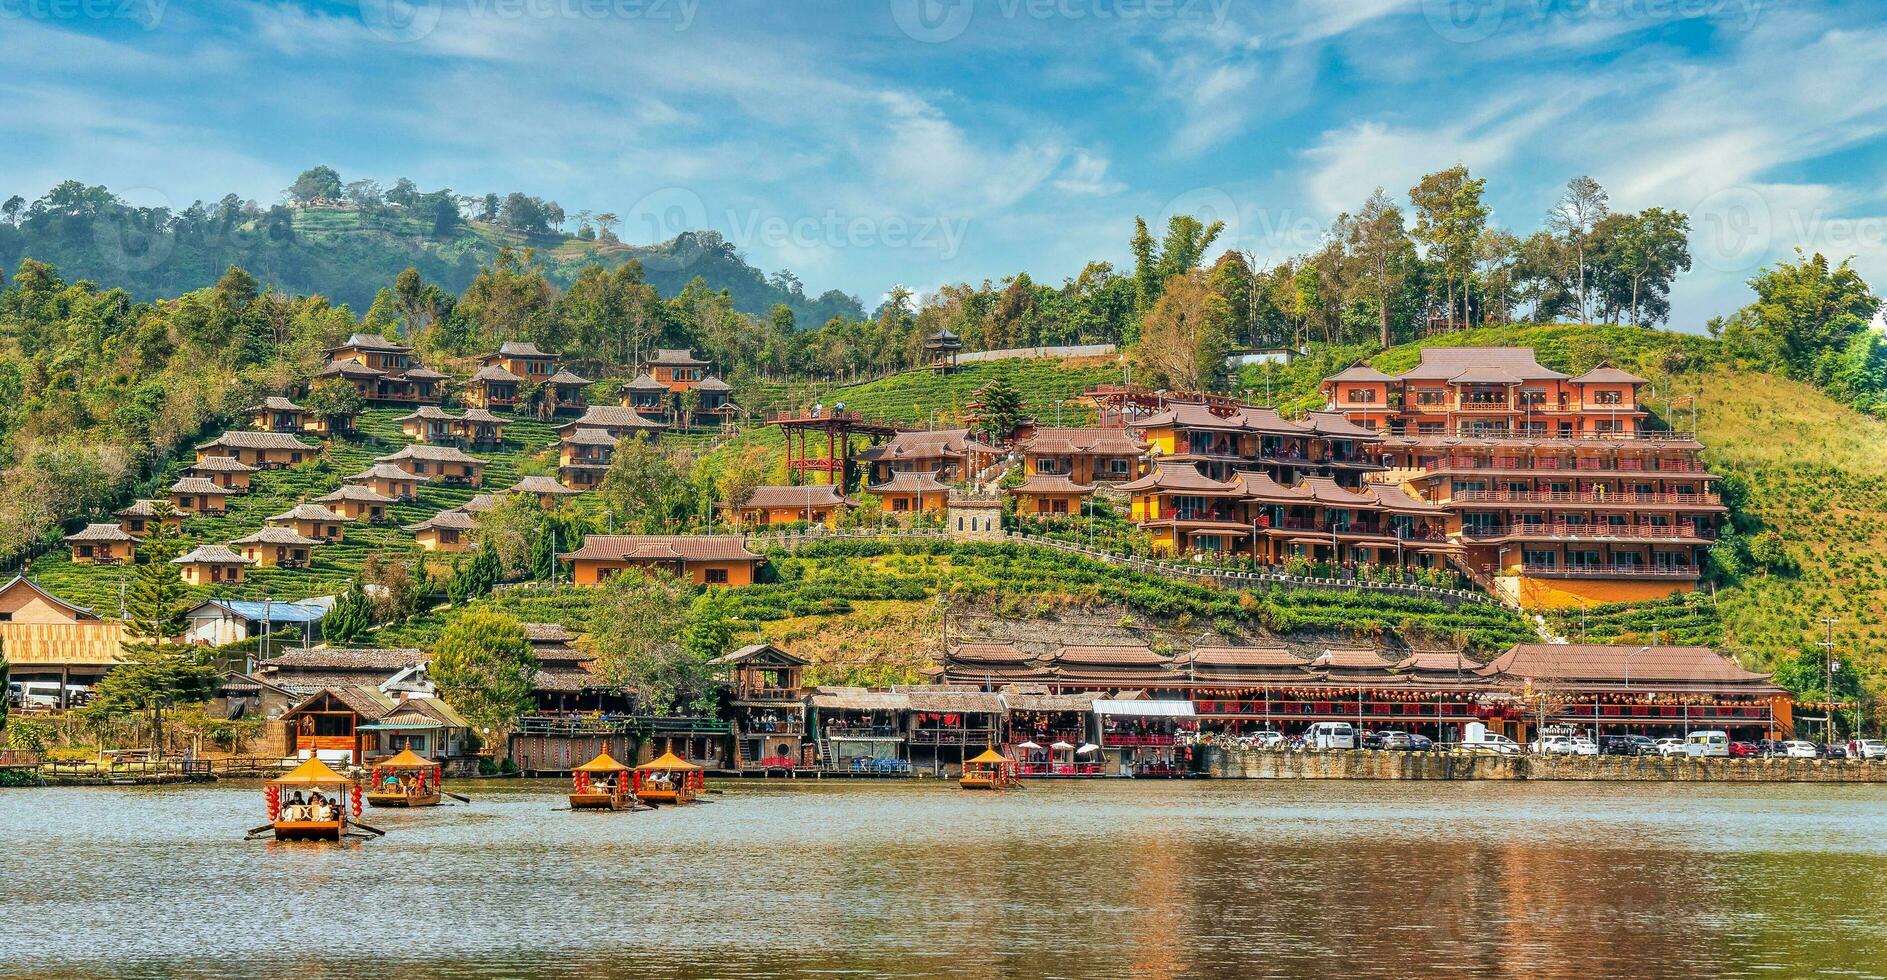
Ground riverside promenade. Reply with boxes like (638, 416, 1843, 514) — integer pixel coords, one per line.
(1198, 746, 1887, 782)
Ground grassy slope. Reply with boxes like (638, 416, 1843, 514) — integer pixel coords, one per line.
(26, 406, 572, 610)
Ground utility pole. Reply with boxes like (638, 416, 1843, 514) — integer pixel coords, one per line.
(1820, 617, 1840, 740)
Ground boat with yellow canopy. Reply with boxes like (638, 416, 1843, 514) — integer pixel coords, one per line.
(261, 757, 366, 840)
(569, 751, 635, 811)
(366, 748, 444, 808)
(960, 747, 1021, 790)
(633, 751, 703, 805)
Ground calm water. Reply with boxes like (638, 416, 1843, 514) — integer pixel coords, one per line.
(3, 779, 1887, 978)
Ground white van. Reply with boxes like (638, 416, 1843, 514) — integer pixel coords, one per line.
(1305, 722, 1356, 750)
(15, 682, 65, 709)
(1684, 731, 1730, 758)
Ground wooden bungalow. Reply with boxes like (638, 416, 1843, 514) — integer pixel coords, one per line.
(358, 698, 472, 762)
(858, 429, 999, 485)
(257, 645, 429, 695)
(866, 470, 949, 516)
(63, 524, 134, 565)
(713, 643, 811, 770)
(183, 454, 257, 493)
(808, 688, 911, 772)
(281, 686, 398, 764)
(405, 509, 477, 553)
(0, 576, 127, 702)
(312, 484, 397, 522)
(319, 333, 445, 404)
(692, 375, 736, 426)
(344, 463, 423, 502)
(268, 503, 350, 542)
(248, 396, 312, 435)
(114, 499, 180, 538)
(196, 431, 318, 470)
(559, 534, 762, 587)
(648, 347, 710, 390)
(452, 409, 505, 447)
(396, 405, 459, 443)
(466, 364, 524, 410)
(545, 369, 591, 414)
(558, 428, 618, 490)
(619, 372, 668, 414)
(556, 405, 665, 442)
(1007, 474, 1094, 518)
(233, 527, 323, 568)
(485, 340, 558, 381)
(168, 477, 231, 516)
(374, 445, 487, 486)
(905, 687, 1008, 774)
(730, 484, 854, 527)
(503, 475, 582, 508)
(172, 544, 253, 587)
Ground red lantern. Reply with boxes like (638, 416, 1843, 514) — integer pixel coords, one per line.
(350, 783, 362, 818)
(371, 766, 382, 787)
(266, 783, 281, 820)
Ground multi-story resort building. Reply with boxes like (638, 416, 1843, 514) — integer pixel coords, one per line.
(619, 348, 737, 427)
(317, 333, 447, 404)
(467, 342, 591, 413)
(1318, 347, 1723, 608)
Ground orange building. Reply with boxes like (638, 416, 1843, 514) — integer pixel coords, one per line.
(405, 509, 478, 552)
(267, 504, 350, 542)
(196, 431, 317, 470)
(1007, 474, 1093, 517)
(1319, 348, 1721, 607)
(318, 333, 446, 404)
(867, 470, 950, 516)
(344, 463, 423, 501)
(169, 477, 231, 516)
(859, 429, 998, 485)
(1128, 401, 1387, 484)
(558, 428, 618, 490)
(183, 455, 257, 493)
(63, 524, 135, 565)
(115, 499, 181, 538)
(172, 544, 253, 586)
(312, 485, 397, 522)
(1016, 427, 1146, 484)
(731, 485, 854, 527)
(374, 445, 487, 486)
(233, 527, 322, 568)
(560, 534, 763, 586)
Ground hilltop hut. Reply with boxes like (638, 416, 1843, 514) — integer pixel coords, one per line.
(232, 527, 323, 568)
(114, 499, 181, 538)
(184, 454, 257, 493)
(504, 475, 583, 508)
(405, 509, 478, 553)
(345, 463, 423, 501)
(168, 477, 231, 516)
(312, 484, 397, 522)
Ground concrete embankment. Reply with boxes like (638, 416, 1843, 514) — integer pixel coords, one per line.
(1198, 747, 1887, 782)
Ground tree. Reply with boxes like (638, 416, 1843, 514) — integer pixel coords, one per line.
(428, 610, 539, 743)
(303, 378, 363, 434)
(1339, 188, 1415, 347)
(126, 542, 190, 643)
(1546, 176, 1609, 321)
(598, 433, 689, 531)
(1132, 269, 1233, 392)
(1712, 251, 1884, 411)
(287, 166, 343, 205)
(972, 378, 1025, 443)
(582, 570, 695, 714)
(1409, 165, 1489, 329)
(325, 576, 374, 644)
(1593, 208, 1691, 326)
(83, 644, 218, 753)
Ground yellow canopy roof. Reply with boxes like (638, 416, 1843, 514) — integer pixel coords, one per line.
(271, 756, 351, 786)
(378, 748, 436, 769)
(635, 750, 703, 772)
(967, 748, 1011, 765)
(573, 751, 631, 773)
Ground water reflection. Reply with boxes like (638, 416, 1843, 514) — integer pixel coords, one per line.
(3, 780, 1886, 978)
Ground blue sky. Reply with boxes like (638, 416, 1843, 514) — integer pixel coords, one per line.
(4, 0, 1886, 327)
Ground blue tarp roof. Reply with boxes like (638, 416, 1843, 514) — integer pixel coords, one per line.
(189, 599, 328, 624)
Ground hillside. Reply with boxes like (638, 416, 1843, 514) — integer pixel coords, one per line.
(0, 203, 863, 324)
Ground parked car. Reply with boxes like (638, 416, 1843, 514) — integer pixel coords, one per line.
(1568, 736, 1599, 756)
(1375, 731, 1412, 750)
(1782, 740, 1818, 759)
(1654, 738, 1688, 757)
(1598, 734, 1656, 756)
(1818, 743, 1849, 760)
(1685, 731, 1731, 758)
(1251, 730, 1288, 750)
(1531, 733, 1573, 755)
(1729, 741, 1758, 758)
(1457, 723, 1523, 755)
(1405, 734, 1435, 752)
(1358, 730, 1387, 750)
(1849, 739, 1887, 761)
(1305, 722, 1356, 750)
(1757, 739, 1791, 758)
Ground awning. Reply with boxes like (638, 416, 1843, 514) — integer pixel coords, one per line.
(1093, 699, 1197, 718)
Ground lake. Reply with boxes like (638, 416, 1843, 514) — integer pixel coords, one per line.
(3, 779, 1886, 978)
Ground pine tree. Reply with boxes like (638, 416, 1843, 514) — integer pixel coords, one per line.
(126, 553, 191, 644)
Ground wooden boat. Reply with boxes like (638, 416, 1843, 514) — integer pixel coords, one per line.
(960, 747, 1021, 790)
(569, 751, 635, 811)
(633, 750, 703, 805)
(265, 757, 360, 840)
(366, 748, 443, 808)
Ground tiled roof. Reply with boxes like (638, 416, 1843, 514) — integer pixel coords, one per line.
(559, 534, 760, 563)
(64, 523, 133, 543)
(404, 509, 478, 532)
(561, 427, 620, 447)
(198, 431, 316, 451)
(740, 485, 851, 509)
(266, 647, 427, 671)
(1019, 427, 1145, 456)
(186, 456, 257, 473)
(1479, 644, 1777, 688)
(313, 485, 396, 504)
(694, 375, 732, 392)
(232, 527, 324, 546)
(169, 478, 229, 495)
(1397, 347, 1568, 382)
(1573, 365, 1648, 384)
(250, 396, 306, 411)
(859, 429, 997, 462)
(560, 406, 664, 431)
(1117, 461, 1242, 495)
(624, 372, 667, 391)
(114, 499, 167, 518)
(173, 544, 253, 565)
(507, 475, 580, 496)
(331, 333, 409, 352)
(1008, 474, 1092, 495)
(472, 364, 524, 384)
(396, 406, 459, 422)
(650, 348, 709, 366)
(376, 445, 486, 464)
(867, 471, 949, 494)
(318, 360, 385, 378)
(268, 504, 349, 523)
(497, 341, 552, 357)
(1324, 364, 1397, 384)
(346, 464, 422, 483)
(546, 369, 592, 386)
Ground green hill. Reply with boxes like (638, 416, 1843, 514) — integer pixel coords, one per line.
(0, 196, 863, 324)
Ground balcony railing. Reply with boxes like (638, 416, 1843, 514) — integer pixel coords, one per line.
(1521, 562, 1699, 579)
(1101, 733, 1175, 747)
(910, 727, 1000, 745)
(1461, 523, 1709, 541)
(1431, 457, 1705, 473)
(1451, 490, 1720, 506)
(1194, 699, 1483, 719)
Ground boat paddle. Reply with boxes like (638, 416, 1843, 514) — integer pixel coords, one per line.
(348, 820, 388, 837)
(243, 823, 275, 839)
(443, 791, 472, 803)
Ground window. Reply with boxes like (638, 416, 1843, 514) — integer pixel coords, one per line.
(1346, 388, 1377, 404)
(704, 568, 730, 584)
(1591, 390, 1623, 405)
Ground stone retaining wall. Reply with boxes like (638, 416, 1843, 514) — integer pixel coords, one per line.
(1198, 747, 1887, 782)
